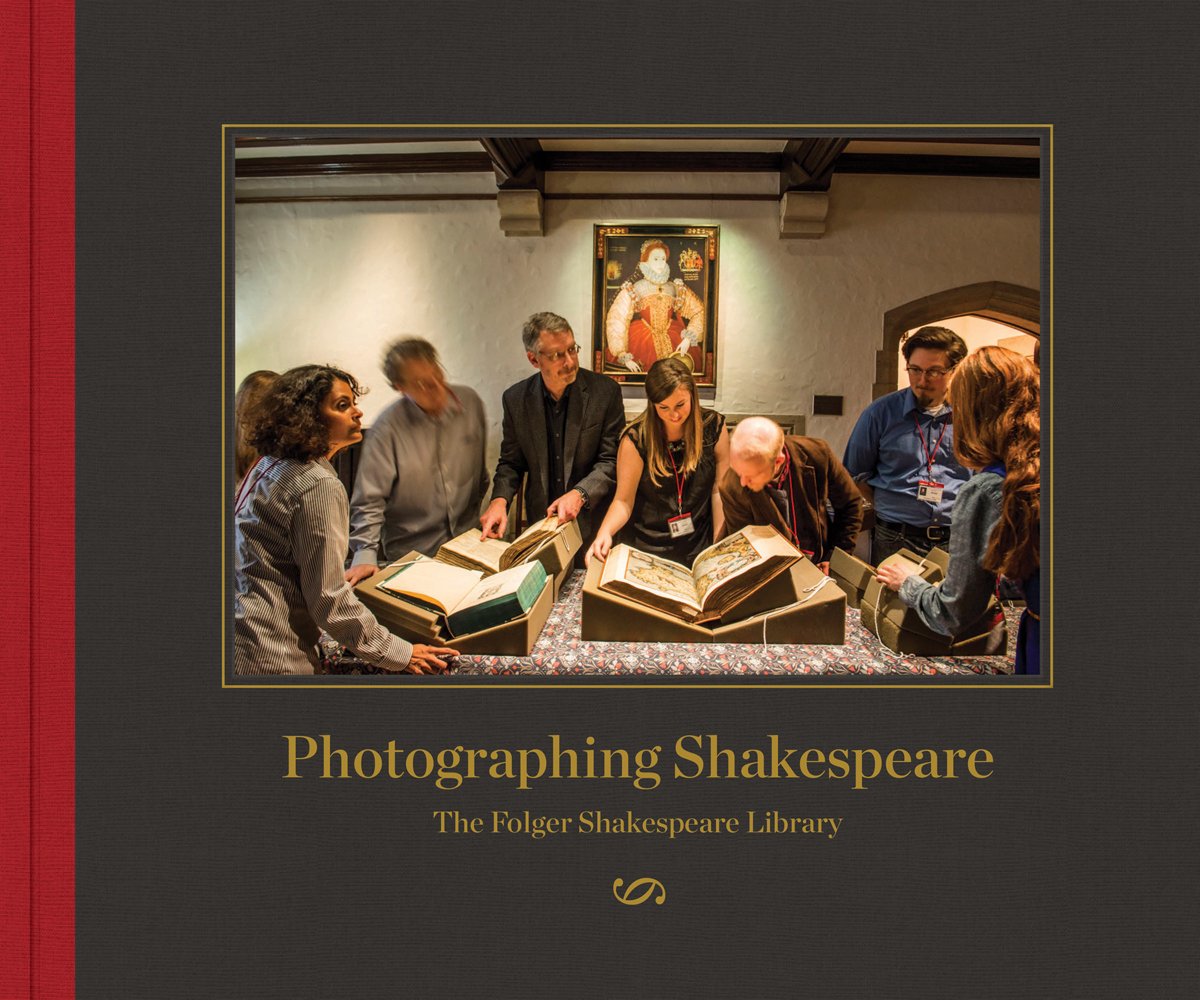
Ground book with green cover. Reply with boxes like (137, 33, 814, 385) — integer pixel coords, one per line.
(377, 556, 548, 638)
(445, 561, 548, 637)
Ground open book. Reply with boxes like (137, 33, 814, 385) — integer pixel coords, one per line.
(379, 557, 548, 638)
(598, 524, 802, 624)
(436, 516, 579, 575)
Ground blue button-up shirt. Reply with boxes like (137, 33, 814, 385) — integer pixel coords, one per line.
(842, 388, 971, 528)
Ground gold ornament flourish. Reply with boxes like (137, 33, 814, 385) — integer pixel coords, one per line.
(612, 877, 667, 906)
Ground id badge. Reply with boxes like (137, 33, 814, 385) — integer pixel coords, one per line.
(917, 480, 945, 504)
(667, 513, 695, 538)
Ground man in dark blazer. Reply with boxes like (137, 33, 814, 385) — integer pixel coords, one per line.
(480, 312, 625, 551)
(719, 416, 863, 573)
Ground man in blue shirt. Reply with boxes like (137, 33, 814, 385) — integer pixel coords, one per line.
(843, 326, 971, 563)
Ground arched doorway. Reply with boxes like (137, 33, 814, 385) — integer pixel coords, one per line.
(874, 281, 1040, 398)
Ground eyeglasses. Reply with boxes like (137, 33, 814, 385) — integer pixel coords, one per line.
(905, 365, 955, 379)
(538, 344, 581, 363)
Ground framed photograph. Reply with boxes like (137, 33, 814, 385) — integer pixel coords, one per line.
(591, 224, 719, 388)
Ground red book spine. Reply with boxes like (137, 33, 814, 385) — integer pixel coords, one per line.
(1, 0, 75, 996)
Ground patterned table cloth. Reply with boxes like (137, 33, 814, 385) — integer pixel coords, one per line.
(324, 570, 1019, 677)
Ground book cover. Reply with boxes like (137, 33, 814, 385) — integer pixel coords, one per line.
(446, 561, 548, 636)
(7, 4, 1196, 999)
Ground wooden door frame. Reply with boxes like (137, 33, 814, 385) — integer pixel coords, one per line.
(873, 281, 1040, 398)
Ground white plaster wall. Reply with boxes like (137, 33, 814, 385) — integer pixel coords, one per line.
(235, 171, 1038, 472)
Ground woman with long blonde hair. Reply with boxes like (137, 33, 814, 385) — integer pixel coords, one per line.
(877, 345, 1041, 672)
(587, 356, 729, 568)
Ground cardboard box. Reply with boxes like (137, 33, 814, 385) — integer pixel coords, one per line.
(533, 518, 581, 602)
(829, 547, 875, 609)
(859, 548, 1006, 656)
(581, 556, 845, 645)
(355, 556, 553, 656)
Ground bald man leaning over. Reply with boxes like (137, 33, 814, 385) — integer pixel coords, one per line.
(718, 417, 863, 573)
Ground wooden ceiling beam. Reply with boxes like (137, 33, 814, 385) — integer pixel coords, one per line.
(540, 150, 781, 172)
(478, 138, 544, 190)
(234, 152, 492, 178)
(837, 153, 1039, 178)
(779, 138, 851, 193)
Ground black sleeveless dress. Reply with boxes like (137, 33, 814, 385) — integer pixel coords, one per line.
(620, 408, 725, 568)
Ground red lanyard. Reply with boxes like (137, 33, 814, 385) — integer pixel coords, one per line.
(771, 451, 801, 546)
(666, 445, 687, 515)
(913, 413, 948, 478)
(234, 458, 281, 515)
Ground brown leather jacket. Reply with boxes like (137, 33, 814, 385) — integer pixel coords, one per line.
(718, 435, 863, 561)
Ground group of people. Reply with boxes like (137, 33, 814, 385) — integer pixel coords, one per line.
(233, 313, 1041, 676)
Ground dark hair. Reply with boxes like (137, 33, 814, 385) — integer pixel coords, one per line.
(521, 312, 573, 353)
(901, 326, 968, 367)
(950, 346, 1040, 580)
(628, 357, 703, 485)
(381, 337, 441, 387)
(247, 364, 365, 463)
(234, 370, 277, 480)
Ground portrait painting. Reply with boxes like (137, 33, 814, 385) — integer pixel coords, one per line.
(591, 224, 719, 387)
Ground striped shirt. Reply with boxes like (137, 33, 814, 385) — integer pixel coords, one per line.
(234, 457, 413, 675)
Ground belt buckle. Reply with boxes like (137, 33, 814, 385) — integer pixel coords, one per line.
(925, 525, 948, 541)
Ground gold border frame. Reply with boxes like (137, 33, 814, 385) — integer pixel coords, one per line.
(222, 123, 1052, 690)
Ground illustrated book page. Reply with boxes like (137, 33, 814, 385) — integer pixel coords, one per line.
(597, 525, 800, 624)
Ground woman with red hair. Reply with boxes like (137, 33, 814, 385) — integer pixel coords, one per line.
(877, 346, 1041, 673)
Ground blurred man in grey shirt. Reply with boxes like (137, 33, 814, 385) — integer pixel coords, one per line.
(344, 338, 488, 585)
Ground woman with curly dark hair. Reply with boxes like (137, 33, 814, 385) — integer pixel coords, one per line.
(234, 364, 458, 675)
(876, 346, 1041, 672)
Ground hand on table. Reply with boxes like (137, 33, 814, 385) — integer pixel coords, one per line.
(405, 645, 459, 674)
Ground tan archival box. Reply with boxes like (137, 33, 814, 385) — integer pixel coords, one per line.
(530, 518, 581, 601)
(437, 518, 581, 601)
(581, 555, 845, 645)
(829, 547, 875, 609)
(355, 554, 553, 656)
(859, 547, 1006, 656)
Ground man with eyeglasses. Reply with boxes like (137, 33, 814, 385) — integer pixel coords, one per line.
(843, 326, 971, 563)
(480, 311, 624, 553)
(344, 337, 489, 585)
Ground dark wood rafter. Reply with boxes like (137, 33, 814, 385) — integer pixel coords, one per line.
(234, 152, 492, 178)
(852, 136, 1041, 146)
(779, 138, 851, 193)
(479, 138, 544, 190)
(540, 150, 781, 173)
(838, 153, 1039, 179)
(231, 140, 1041, 187)
(230, 135, 451, 147)
(874, 281, 1041, 398)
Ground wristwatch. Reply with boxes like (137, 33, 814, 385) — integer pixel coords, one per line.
(574, 485, 590, 509)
